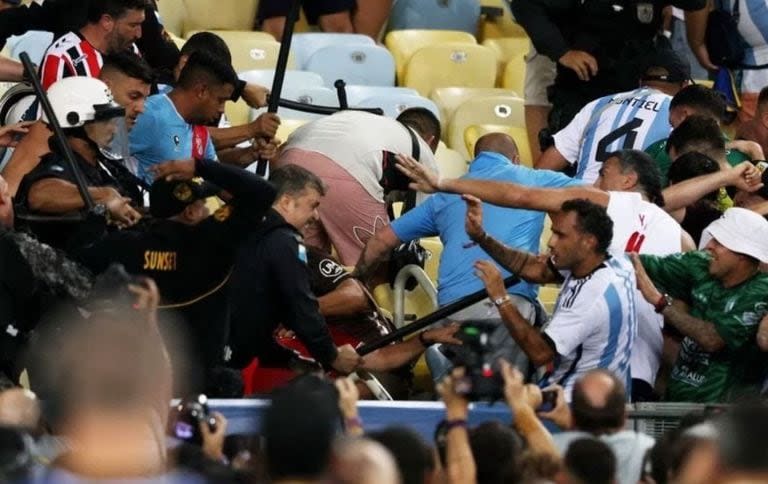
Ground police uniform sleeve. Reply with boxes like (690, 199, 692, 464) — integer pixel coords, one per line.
(194, 158, 276, 214)
(15, 156, 77, 209)
(639, 251, 709, 301)
(265, 233, 339, 366)
(510, 0, 574, 62)
(307, 247, 351, 297)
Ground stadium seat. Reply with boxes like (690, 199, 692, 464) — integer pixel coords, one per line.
(7, 31, 53, 65)
(538, 285, 560, 315)
(430, 87, 519, 135)
(482, 37, 530, 89)
(168, 33, 186, 50)
(181, 0, 260, 34)
(388, 0, 481, 36)
(447, 95, 525, 159)
(345, 85, 420, 105)
(435, 141, 469, 178)
(403, 43, 497, 97)
(291, 33, 374, 68)
(228, 70, 323, 126)
(251, 86, 340, 122)
(184, 31, 289, 73)
(478, 0, 528, 41)
(385, 29, 476, 81)
(275, 119, 307, 143)
(464, 124, 532, 167)
(156, 0, 187, 37)
(420, 236, 443, 285)
(355, 94, 441, 121)
(304, 44, 396, 87)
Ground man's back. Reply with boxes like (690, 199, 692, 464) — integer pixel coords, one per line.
(390, 152, 580, 306)
(554, 88, 673, 183)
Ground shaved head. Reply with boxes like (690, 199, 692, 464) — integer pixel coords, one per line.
(473, 132, 520, 163)
(571, 369, 627, 434)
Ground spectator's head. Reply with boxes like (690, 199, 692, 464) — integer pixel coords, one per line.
(715, 405, 768, 481)
(668, 84, 727, 128)
(667, 151, 721, 202)
(468, 421, 523, 484)
(0, 175, 12, 230)
(548, 199, 613, 270)
(701, 207, 768, 282)
(332, 437, 401, 484)
(85, 0, 146, 54)
(0, 389, 40, 432)
(666, 115, 726, 163)
(368, 427, 434, 484)
(99, 52, 153, 130)
(571, 369, 627, 435)
(473, 132, 520, 163)
(175, 50, 238, 126)
(596, 150, 664, 207)
(397, 108, 441, 153)
(262, 375, 340, 481)
(175, 32, 233, 82)
(559, 438, 617, 484)
(270, 164, 326, 231)
(46, 76, 127, 153)
(639, 49, 690, 96)
(149, 178, 218, 223)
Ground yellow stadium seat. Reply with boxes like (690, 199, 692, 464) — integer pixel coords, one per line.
(538, 285, 560, 315)
(157, 0, 187, 37)
(385, 29, 477, 81)
(694, 79, 714, 88)
(478, 0, 528, 41)
(419, 236, 443, 285)
(225, 100, 250, 127)
(184, 31, 292, 73)
(448, 95, 525, 159)
(464, 124, 532, 167)
(403, 43, 497, 97)
(168, 33, 186, 50)
(436, 141, 470, 174)
(275, 119, 307, 143)
(430, 87, 519, 136)
(181, 0, 260, 34)
(540, 214, 552, 253)
(482, 37, 530, 89)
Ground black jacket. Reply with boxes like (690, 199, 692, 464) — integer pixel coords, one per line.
(227, 209, 339, 369)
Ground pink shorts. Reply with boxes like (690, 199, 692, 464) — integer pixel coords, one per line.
(273, 148, 389, 265)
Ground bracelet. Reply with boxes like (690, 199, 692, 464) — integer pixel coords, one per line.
(444, 418, 468, 431)
(418, 331, 431, 347)
(345, 416, 363, 428)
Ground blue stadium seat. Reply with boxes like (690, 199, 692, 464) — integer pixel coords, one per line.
(8, 31, 54, 66)
(388, 0, 482, 35)
(291, 33, 374, 68)
(344, 86, 420, 106)
(304, 44, 396, 87)
(355, 94, 441, 121)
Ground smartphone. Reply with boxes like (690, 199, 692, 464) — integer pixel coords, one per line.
(540, 389, 558, 411)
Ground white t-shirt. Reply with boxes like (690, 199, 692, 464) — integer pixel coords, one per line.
(606, 191, 683, 387)
(541, 255, 638, 401)
(553, 88, 673, 184)
(282, 110, 438, 202)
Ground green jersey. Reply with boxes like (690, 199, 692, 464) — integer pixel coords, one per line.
(645, 138, 750, 186)
(639, 251, 768, 403)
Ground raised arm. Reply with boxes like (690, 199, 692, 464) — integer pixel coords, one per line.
(396, 153, 608, 212)
(353, 225, 402, 282)
(663, 162, 762, 212)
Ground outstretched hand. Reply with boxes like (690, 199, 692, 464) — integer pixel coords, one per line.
(463, 194, 485, 242)
(149, 159, 196, 182)
(395, 153, 442, 193)
(731, 161, 765, 193)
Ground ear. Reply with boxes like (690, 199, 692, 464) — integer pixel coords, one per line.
(100, 14, 115, 31)
(623, 169, 639, 190)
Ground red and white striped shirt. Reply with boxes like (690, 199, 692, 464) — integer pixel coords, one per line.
(39, 31, 104, 90)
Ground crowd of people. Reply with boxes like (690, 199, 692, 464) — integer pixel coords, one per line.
(0, 0, 767, 482)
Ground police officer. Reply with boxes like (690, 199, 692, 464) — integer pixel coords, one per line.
(75, 157, 276, 388)
(511, 0, 706, 136)
(227, 164, 363, 376)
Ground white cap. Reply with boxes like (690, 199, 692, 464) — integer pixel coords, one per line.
(699, 207, 768, 263)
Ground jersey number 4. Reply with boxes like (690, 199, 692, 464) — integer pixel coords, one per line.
(595, 118, 644, 162)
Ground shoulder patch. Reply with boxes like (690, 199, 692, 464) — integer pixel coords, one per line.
(297, 243, 308, 264)
(318, 258, 344, 279)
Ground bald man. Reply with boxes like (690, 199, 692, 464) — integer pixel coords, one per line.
(331, 438, 401, 484)
(547, 370, 654, 484)
(354, 132, 584, 379)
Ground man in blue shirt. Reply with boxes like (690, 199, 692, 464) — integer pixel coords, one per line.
(129, 50, 236, 183)
(354, 133, 581, 376)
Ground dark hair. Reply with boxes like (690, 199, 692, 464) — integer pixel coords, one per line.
(666, 115, 725, 159)
(560, 199, 614, 255)
(564, 438, 617, 484)
(570, 369, 626, 434)
(758, 85, 768, 112)
(667, 151, 720, 201)
(610, 149, 665, 207)
(670, 84, 727, 122)
(269, 164, 326, 199)
(101, 51, 155, 84)
(716, 404, 768, 473)
(86, 0, 147, 23)
(181, 32, 232, 65)
(368, 427, 435, 484)
(397, 107, 441, 147)
(262, 375, 339, 480)
(468, 421, 523, 484)
(176, 50, 238, 90)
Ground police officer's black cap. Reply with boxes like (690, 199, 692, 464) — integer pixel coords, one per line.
(640, 49, 691, 84)
(150, 178, 219, 218)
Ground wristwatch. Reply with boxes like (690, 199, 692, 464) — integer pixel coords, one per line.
(654, 293, 673, 313)
(493, 294, 511, 308)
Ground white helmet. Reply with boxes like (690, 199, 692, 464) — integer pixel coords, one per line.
(44, 77, 125, 128)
